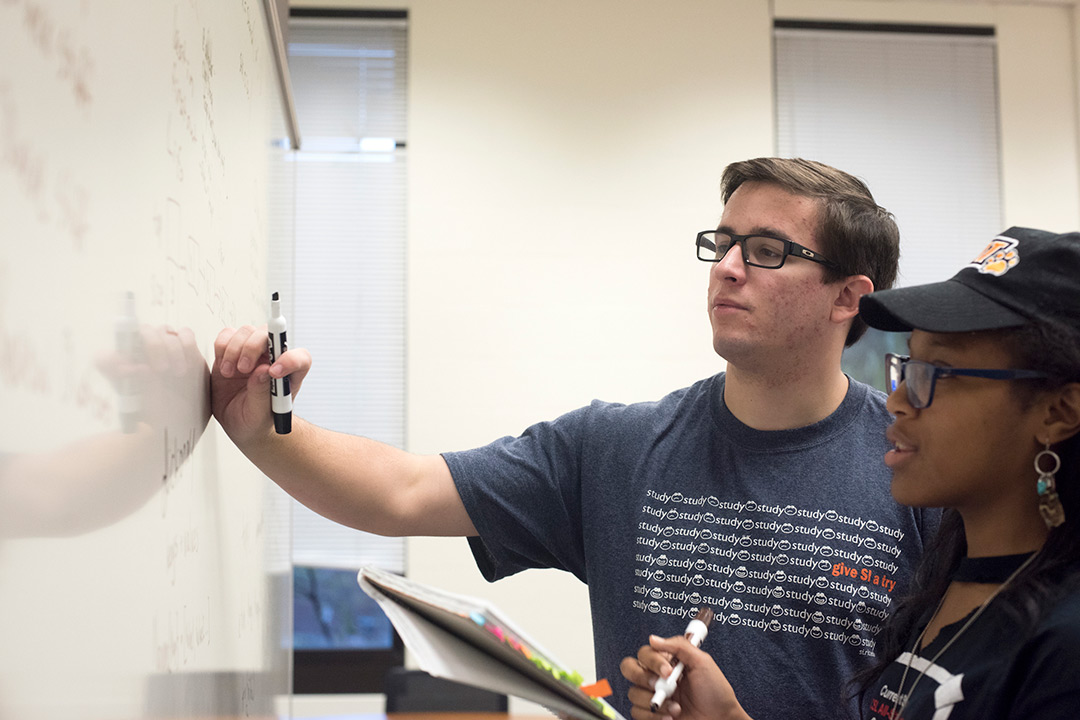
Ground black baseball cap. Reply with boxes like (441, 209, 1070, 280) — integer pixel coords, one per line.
(860, 226, 1080, 333)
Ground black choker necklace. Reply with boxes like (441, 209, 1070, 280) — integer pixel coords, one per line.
(954, 552, 1037, 583)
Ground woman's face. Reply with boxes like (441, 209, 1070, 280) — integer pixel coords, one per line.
(884, 329, 1045, 519)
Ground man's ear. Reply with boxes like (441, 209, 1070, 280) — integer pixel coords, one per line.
(831, 274, 874, 325)
(1041, 383, 1080, 446)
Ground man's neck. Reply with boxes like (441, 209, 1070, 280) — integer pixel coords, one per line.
(723, 362, 850, 431)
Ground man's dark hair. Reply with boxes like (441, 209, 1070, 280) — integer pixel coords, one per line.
(720, 157, 900, 346)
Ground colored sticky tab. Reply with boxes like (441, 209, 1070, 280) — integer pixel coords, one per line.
(580, 679, 613, 698)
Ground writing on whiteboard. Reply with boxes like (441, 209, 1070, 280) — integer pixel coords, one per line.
(0, 85, 91, 251)
(10, 0, 95, 110)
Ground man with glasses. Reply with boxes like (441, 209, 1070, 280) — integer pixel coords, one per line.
(211, 157, 938, 720)
(613, 160, 936, 719)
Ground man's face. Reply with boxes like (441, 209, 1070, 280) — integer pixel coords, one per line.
(707, 181, 839, 369)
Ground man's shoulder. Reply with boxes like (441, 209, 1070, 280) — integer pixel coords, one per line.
(847, 376, 892, 423)
(586, 373, 722, 415)
(847, 375, 887, 402)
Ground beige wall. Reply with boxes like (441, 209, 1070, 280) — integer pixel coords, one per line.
(291, 0, 1079, 705)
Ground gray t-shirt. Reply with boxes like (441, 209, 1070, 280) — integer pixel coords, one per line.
(444, 373, 938, 720)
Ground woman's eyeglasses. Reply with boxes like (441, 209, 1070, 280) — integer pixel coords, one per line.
(885, 353, 1048, 409)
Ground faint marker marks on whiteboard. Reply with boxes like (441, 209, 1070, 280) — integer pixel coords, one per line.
(171, 10, 198, 146)
(0, 262, 50, 397)
(151, 196, 239, 326)
(166, 115, 185, 181)
(0, 84, 92, 250)
(240, 674, 257, 717)
(0, 84, 46, 212)
(164, 524, 200, 587)
(52, 170, 90, 250)
(12, 0, 95, 110)
(201, 29, 225, 172)
(153, 595, 211, 673)
(169, 7, 225, 216)
(242, 0, 258, 61)
(0, 264, 112, 424)
(238, 0, 258, 99)
(236, 591, 264, 640)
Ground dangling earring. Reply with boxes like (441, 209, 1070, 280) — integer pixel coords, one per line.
(1036, 440, 1066, 529)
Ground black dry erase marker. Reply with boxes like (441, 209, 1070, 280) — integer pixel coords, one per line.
(268, 292, 292, 434)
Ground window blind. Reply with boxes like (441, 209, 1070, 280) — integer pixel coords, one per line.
(775, 25, 1003, 288)
(285, 17, 407, 573)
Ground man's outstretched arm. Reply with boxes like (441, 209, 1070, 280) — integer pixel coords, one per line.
(211, 324, 477, 537)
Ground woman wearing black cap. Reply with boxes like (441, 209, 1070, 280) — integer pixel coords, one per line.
(622, 227, 1080, 720)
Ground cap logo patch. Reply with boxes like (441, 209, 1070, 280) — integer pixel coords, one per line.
(969, 236, 1019, 277)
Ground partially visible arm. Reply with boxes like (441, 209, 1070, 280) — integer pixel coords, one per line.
(0, 324, 212, 538)
(211, 325, 476, 537)
(0, 426, 162, 538)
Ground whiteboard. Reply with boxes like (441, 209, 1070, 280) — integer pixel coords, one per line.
(0, 1, 296, 718)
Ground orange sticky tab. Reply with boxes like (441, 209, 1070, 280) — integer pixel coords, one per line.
(580, 679, 613, 698)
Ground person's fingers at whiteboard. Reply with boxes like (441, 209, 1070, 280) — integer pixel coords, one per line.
(238, 323, 272, 374)
(214, 324, 267, 378)
(212, 326, 269, 439)
(213, 326, 233, 375)
(268, 347, 311, 397)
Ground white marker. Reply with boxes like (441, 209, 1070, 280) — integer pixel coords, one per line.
(268, 291, 292, 434)
(650, 607, 714, 712)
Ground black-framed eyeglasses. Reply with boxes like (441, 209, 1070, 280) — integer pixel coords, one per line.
(695, 230, 840, 270)
(885, 353, 1049, 409)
